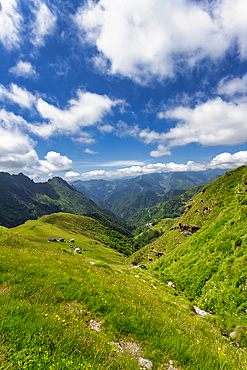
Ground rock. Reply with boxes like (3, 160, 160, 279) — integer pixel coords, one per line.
(138, 357, 153, 369)
(135, 275, 139, 278)
(58, 238, 65, 242)
(230, 331, 236, 339)
(89, 319, 103, 332)
(69, 238, 75, 243)
(167, 282, 176, 289)
(193, 306, 211, 317)
(48, 237, 57, 242)
(89, 261, 95, 265)
(74, 248, 81, 254)
(110, 342, 124, 354)
(81, 248, 88, 252)
(70, 245, 76, 248)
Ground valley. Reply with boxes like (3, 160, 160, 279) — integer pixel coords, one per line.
(0, 167, 247, 369)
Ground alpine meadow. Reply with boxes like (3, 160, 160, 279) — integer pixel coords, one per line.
(1, 0, 247, 369)
(0, 166, 247, 369)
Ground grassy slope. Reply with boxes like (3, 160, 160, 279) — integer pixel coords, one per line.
(12, 213, 139, 257)
(0, 222, 246, 369)
(131, 166, 247, 343)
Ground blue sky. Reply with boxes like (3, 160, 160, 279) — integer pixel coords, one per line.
(1, 0, 247, 181)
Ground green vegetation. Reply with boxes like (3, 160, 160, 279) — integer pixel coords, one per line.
(82, 212, 133, 237)
(131, 166, 247, 344)
(128, 185, 204, 227)
(1, 166, 247, 369)
(1, 221, 246, 369)
(13, 213, 139, 257)
(0, 173, 121, 228)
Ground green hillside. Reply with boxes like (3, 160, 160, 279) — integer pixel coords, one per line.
(129, 185, 204, 227)
(131, 165, 247, 342)
(1, 211, 246, 369)
(0, 173, 122, 228)
(12, 213, 139, 257)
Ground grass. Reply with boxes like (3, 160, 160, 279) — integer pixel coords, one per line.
(0, 212, 247, 369)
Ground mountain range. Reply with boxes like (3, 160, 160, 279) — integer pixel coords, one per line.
(72, 169, 226, 203)
(0, 172, 121, 228)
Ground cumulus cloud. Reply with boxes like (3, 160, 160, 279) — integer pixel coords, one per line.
(150, 145, 172, 158)
(37, 151, 73, 173)
(9, 61, 37, 78)
(0, 109, 73, 176)
(84, 148, 98, 154)
(0, 0, 22, 50)
(78, 150, 247, 180)
(30, 89, 124, 139)
(64, 171, 80, 179)
(151, 97, 247, 157)
(31, 1, 57, 46)
(74, 0, 247, 83)
(217, 74, 247, 96)
(0, 83, 36, 109)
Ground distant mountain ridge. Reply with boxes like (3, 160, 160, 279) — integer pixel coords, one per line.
(72, 169, 226, 203)
(0, 172, 123, 228)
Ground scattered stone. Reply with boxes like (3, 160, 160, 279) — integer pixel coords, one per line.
(110, 342, 124, 354)
(230, 331, 236, 339)
(70, 245, 76, 248)
(167, 282, 176, 289)
(193, 306, 211, 317)
(135, 275, 139, 279)
(168, 359, 178, 369)
(69, 238, 75, 243)
(58, 238, 65, 242)
(89, 319, 103, 332)
(120, 341, 141, 358)
(148, 258, 153, 261)
(138, 357, 153, 369)
(48, 237, 57, 242)
(183, 231, 193, 237)
(81, 249, 88, 252)
(74, 248, 81, 254)
(89, 261, 95, 265)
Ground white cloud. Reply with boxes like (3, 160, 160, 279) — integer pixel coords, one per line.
(64, 171, 80, 179)
(0, 0, 22, 50)
(74, 0, 247, 83)
(97, 123, 114, 134)
(0, 83, 36, 109)
(9, 61, 37, 78)
(217, 74, 247, 96)
(0, 108, 38, 172)
(84, 148, 98, 154)
(31, 1, 57, 46)
(30, 89, 124, 139)
(72, 132, 96, 145)
(0, 109, 73, 176)
(150, 145, 171, 158)
(98, 160, 146, 167)
(152, 97, 247, 156)
(37, 151, 73, 173)
(78, 150, 247, 179)
(115, 121, 139, 138)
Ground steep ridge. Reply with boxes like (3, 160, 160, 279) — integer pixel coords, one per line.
(131, 165, 247, 337)
(0, 173, 122, 228)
